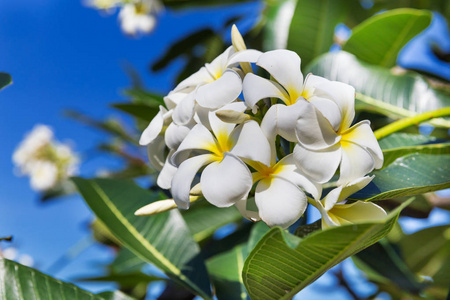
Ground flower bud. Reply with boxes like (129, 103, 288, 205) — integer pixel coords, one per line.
(216, 110, 251, 124)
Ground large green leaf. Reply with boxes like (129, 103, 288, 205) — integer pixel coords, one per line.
(351, 153, 450, 201)
(381, 142, 450, 168)
(0, 73, 12, 91)
(262, 0, 297, 51)
(242, 198, 412, 299)
(0, 258, 134, 300)
(111, 248, 147, 274)
(72, 177, 212, 299)
(342, 9, 432, 68)
(111, 103, 160, 122)
(379, 133, 439, 150)
(306, 51, 450, 127)
(287, 0, 349, 68)
(183, 204, 242, 242)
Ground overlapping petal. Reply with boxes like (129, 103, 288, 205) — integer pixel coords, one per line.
(243, 73, 289, 108)
(231, 120, 271, 166)
(196, 69, 242, 109)
(139, 106, 170, 146)
(339, 142, 375, 184)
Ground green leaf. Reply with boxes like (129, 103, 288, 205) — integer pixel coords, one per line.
(111, 103, 160, 122)
(0, 258, 134, 300)
(242, 198, 412, 299)
(72, 177, 212, 299)
(79, 273, 164, 288)
(183, 204, 242, 242)
(382, 143, 450, 168)
(354, 240, 424, 294)
(207, 246, 250, 300)
(123, 88, 164, 107)
(287, 0, 349, 68)
(379, 133, 439, 150)
(342, 9, 432, 68)
(0, 73, 12, 91)
(306, 51, 450, 127)
(263, 0, 297, 51)
(351, 153, 450, 201)
(111, 247, 147, 274)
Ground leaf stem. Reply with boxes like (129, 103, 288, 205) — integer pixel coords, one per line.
(374, 107, 450, 140)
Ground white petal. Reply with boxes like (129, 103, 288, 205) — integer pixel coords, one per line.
(257, 50, 303, 95)
(171, 124, 217, 166)
(319, 81, 355, 131)
(164, 88, 194, 109)
(262, 101, 304, 142)
(201, 153, 252, 207)
(234, 197, 261, 222)
(323, 185, 344, 211)
(157, 153, 178, 190)
(164, 122, 192, 150)
(227, 49, 263, 66)
(206, 46, 234, 76)
(342, 121, 383, 169)
(293, 143, 342, 184)
(338, 176, 374, 201)
(339, 142, 375, 185)
(172, 91, 196, 125)
(274, 154, 322, 200)
(208, 110, 236, 141)
(171, 154, 215, 209)
(139, 106, 169, 145)
(231, 120, 271, 166)
(328, 201, 387, 225)
(146, 136, 165, 171)
(302, 74, 330, 93)
(295, 100, 340, 150)
(255, 177, 307, 228)
(196, 69, 242, 109)
(174, 67, 212, 92)
(310, 98, 342, 132)
(243, 73, 289, 108)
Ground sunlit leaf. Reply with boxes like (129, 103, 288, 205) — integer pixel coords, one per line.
(242, 199, 412, 299)
(307, 51, 450, 127)
(0, 258, 134, 300)
(382, 143, 450, 168)
(72, 177, 212, 299)
(379, 133, 439, 150)
(343, 9, 432, 67)
(287, 0, 349, 68)
(351, 153, 450, 201)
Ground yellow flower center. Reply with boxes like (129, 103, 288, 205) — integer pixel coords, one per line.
(203, 130, 233, 161)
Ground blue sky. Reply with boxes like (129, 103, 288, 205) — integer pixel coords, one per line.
(0, 1, 449, 298)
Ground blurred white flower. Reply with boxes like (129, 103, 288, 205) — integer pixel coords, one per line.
(119, 0, 161, 35)
(13, 124, 79, 192)
(1, 247, 34, 267)
(84, 0, 120, 11)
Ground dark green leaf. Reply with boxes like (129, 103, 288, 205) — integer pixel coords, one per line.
(343, 9, 432, 68)
(111, 103, 160, 122)
(287, 0, 349, 68)
(242, 199, 412, 299)
(72, 177, 212, 299)
(0, 73, 12, 91)
(122, 88, 164, 106)
(351, 153, 450, 201)
(382, 143, 450, 168)
(111, 248, 147, 274)
(79, 273, 164, 288)
(0, 258, 133, 300)
(379, 133, 439, 150)
(306, 51, 450, 127)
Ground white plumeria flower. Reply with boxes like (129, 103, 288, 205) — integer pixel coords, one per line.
(170, 111, 271, 209)
(29, 160, 59, 191)
(243, 49, 349, 143)
(312, 176, 387, 229)
(293, 97, 383, 184)
(119, 2, 157, 35)
(243, 154, 322, 229)
(171, 46, 261, 125)
(85, 0, 120, 11)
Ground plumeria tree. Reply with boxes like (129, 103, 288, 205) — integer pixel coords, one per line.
(2, 1, 450, 299)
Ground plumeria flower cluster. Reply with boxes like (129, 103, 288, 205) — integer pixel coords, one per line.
(136, 26, 386, 229)
(13, 125, 79, 192)
(85, 0, 162, 35)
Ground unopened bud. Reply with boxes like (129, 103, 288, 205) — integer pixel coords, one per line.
(190, 183, 202, 196)
(231, 24, 247, 52)
(216, 110, 251, 124)
(134, 195, 201, 216)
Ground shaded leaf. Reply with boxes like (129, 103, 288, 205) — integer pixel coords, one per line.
(123, 88, 164, 107)
(306, 51, 450, 127)
(111, 247, 147, 274)
(79, 272, 164, 288)
(0, 73, 12, 91)
(0, 258, 133, 300)
(111, 103, 160, 122)
(351, 153, 450, 201)
(242, 198, 412, 299)
(72, 177, 212, 299)
(343, 8, 432, 68)
(379, 133, 439, 150)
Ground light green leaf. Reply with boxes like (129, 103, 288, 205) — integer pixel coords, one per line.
(207, 246, 250, 300)
(111, 103, 160, 122)
(287, 0, 349, 68)
(183, 204, 242, 242)
(72, 177, 212, 299)
(111, 247, 147, 274)
(306, 51, 450, 127)
(342, 9, 432, 68)
(379, 133, 438, 150)
(263, 0, 297, 51)
(0, 258, 134, 300)
(350, 153, 450, 201)
(242, 199, 412, 299)
(382, 143, 450, 168)
(0, 73, 12, 91)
